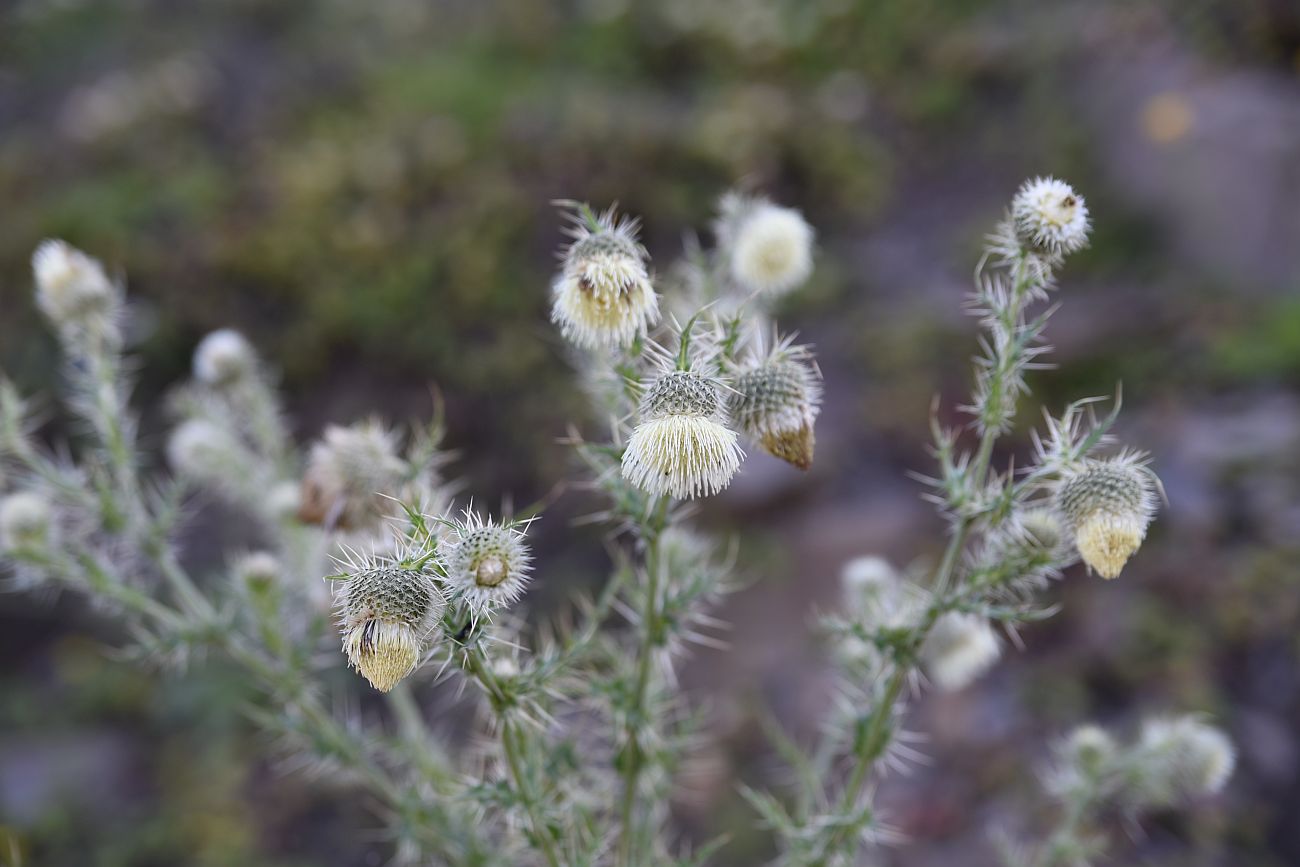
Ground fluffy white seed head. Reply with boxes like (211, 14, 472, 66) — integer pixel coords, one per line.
(167, 418, 238, 481)
(1137, 717, 1235, 803)
(31, 239, 122, 339)
(0, 491, 53, 551)
(193, 328, 256, 386)
(718, 194, 814, 297)
(299, 420, 407, 531)
(337, 565, 444, 692)
(730, 339, 821, 469)
(1011, 177, 1090, 257)
(922, 612, 1001, 691)
(551, 206, 659, 350)
(443, 513, 532, 615)
(621, 369, 744, 499)
(1054, 454, 1158, 580)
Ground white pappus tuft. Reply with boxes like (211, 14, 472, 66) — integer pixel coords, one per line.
(550, 203, 660, 350)
(716, 193, 814, 297)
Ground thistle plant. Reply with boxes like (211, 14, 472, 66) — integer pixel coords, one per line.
(0, 178, 1231, 866)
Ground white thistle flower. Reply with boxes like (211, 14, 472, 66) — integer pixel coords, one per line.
(298, 420, 407, 531)
(193, 328, 256, 386)
(267, 480, 302, 522)
(443, 511, 533, 615)
(551, 204, 659, 349)
(621, 367, 744, 499)
(336, 560, 445, 692)
(1054, 452, 1159, 580)
(717, 193, 814, 297)
(1137, 716, 1235, 802)
(167, 418, 240, 481)
(31, 239, 121, 337)
(840, 556, 897, 596)
(0, 491, 53, 551)
(1061, 724, 1117, 778)
(922, 612, 1000, 691)
(1010, 177, 1090, 257)
(729, 336, 821, 469)
(232, 550, 280, 592)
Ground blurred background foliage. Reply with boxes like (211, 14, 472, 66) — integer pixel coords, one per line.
(2, 0, 1300, 864)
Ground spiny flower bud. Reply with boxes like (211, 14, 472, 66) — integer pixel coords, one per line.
(1010, 177, 1090, 257)
(621, 369, 744, 499)
(0, 491, 53, 551)
(31, 239, 121, 337)
(729, 340, 821, 470)
(193, 328, 256, 386)
(299, 420, 407, 531)
(1054, 454, 1158, 580)
(1136, 717, 1235, 803)
(716, 194, 814, 297)
(922, 612, 1000, 691)
(444, 512, 532, 615)
(551, 205, 659, 350)
(337, 564, 445, 692)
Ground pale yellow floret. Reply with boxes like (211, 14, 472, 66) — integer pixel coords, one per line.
(1074, 510, 1144, 579)
(621, 414, 743, 500)
(344, 619, 422, 692)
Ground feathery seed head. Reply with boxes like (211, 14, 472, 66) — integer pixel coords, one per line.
(1011, 177, 1090, 257)
(1137, 717, 1235, 803)
(922, 612, 1000, 691)
(730, 339, 821, 469)
(337, 564, 444, 692)
(32, 240, 121, 338)
(299, 420, 407, 531)
(1054, 454, 1158, 579)
(621, 368, 744, 499)
(717, 194, 814, 297)
(194, 328, 256, 386)
(0, 491, 53, 551)
(444, 512, 532, 615)
(551, 204, 659, 349)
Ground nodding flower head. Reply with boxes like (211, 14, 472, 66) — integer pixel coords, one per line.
(298, 420, 407, 531)
(443, 511, 533, 616)
(922, 612, 1000, 691)
(621, 367, 744, 500)
(0, 491, 53, 551)
(337, 562, 445, 692)
(31, 240, 121, 340)
(716, 193, 814, 297)
(729, 338, 821, 470)
(1054, 453, 1159, 580)
(1137, 716, 1235, 803)
(551, 204, 659, 350)
(194, 329, 256, 386)
(1011, 177, 1090, 258)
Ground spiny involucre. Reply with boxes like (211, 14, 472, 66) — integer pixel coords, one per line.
(716, 193, 814, 297)
(1054, 453, 1159, 580)
(729, 337, 821, 470)
(621, 365, 744, 500)
(298, 419, 408, 531)
(1011, 176, 1090, 258)
(31, 239, 122, 339)
(551, 204, 660, 350)
(442, 511, 533, 616)
(336, 560, 445, 692)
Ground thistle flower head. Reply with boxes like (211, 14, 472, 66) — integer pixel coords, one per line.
(621, 365, 744, 500)
(922, 612, 1000, 691)
(443, 511, 533, 616)
(299, 420, 407, 531)
(336, 560, 445, 692)
(841, 556, 897, 596)
(193, 328, 256, 386)
(729, 337, 821, 469)
(1061, 724, 1117, 778)
(716, 193, 814, 297)
(167, 418, 238, 481)
(0, 490, 53, 551)
(232, 550, 280, 593)
(31, 240, 122, 340)
(1054, 453, 1159, 580)
(1011, 177, 1090, 257)
(1136, 716, 1235, 803)
(551, 204, 659, 350)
